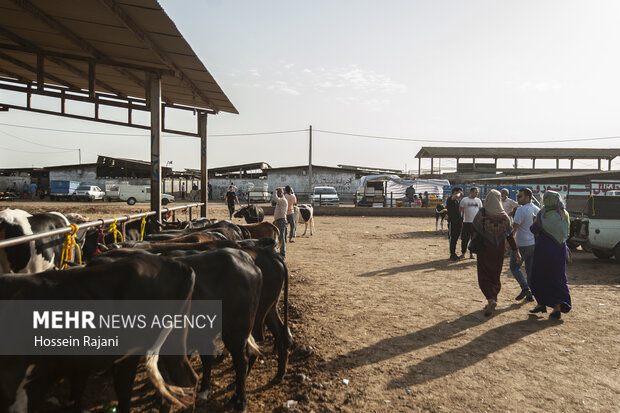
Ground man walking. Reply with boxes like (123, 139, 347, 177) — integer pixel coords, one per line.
(460, 186, 482, 259)
(447, 187, 464, 261)
(510, 187, 539, 301)
(225, 185, 239, 219)
(272, 187, 288, 258)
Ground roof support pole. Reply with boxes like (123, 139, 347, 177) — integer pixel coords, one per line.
(514, 158, 518, 169)
(556, 158, 559, 169)
(199, 112, 208, 218)
(494, 158, 498, 170)
(149, 73, 162, 224)
(570, 158, 574, 169)
(532, 158, 536, 169)
(308, 125, 313, 195)
(430, 157, 434, 175)
(598, 158, 601, 170)
(609, 159, 612, 171)
(418, 157, 421, 178)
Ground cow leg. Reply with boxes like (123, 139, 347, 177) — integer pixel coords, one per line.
(113, 356, 139, 413)
(435, 214, 439, 231)
(198, 355, 214, 400)
(228, 341, 249, 412)
(310, 217, 314, 235)
(302, 222, 307, 236)
(158, 355, 197, 412)
(265, 308, 290, 380)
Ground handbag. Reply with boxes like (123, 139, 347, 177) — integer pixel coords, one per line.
(468, 210, 486, 254)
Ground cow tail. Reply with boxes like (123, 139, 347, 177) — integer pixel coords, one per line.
(275, 253, 291, 347)
(145, 327, 193, 408)
(247, 335, 262, 355)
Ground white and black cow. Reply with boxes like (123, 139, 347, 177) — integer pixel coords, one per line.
(0, 208, 79, 274)
(435, 203, 448, 232)
(292, 204, 314, 236)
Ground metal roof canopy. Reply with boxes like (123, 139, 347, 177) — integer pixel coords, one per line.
(416, 147, 620, 160)
(0, 0, 237, 219)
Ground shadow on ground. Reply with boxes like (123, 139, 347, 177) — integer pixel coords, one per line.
(358, 257, 476, 277)
(322, 305, 531, 373)
(387, 317, 555, 388)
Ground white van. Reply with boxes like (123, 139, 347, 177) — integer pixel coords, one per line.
(119, 184, 175, 205)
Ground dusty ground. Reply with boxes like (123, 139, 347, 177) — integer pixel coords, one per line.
(3, 201, 619, 412)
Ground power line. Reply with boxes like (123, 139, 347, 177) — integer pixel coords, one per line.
(0, 122, 308, 138)
(313, 129, 620, 144)
(0, 129, 77, 151)
(0, 145, 75, 154)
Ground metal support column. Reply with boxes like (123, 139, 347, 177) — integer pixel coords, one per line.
(598, 158, 601, 170)
(308, 125, 313, 195)
(199, 112, 208, 217)
(149, 73, 162, 223)
(430, 157, 434, 175)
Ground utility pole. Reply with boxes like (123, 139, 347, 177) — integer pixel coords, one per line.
(308, 125, 313, 197)
(78, 148, 81, 165)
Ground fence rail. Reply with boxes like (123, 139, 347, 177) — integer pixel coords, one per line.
(0, 203, 204, 250)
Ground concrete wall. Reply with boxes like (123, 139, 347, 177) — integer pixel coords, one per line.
(260, 205, 435, 217)
(0, 175, 30, 192)
(267, 168, 359, 196)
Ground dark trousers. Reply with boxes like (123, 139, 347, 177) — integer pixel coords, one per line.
(461, 222, 473, 255)
(449, 220, 462, 256)
(227, 203, 235, 218)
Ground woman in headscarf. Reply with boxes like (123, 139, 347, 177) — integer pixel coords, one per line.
(472, 189, 522, 316)
(528, 191, 572, 319)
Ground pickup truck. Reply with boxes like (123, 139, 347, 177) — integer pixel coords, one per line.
(568, 195, 620, 262)
(50, 180, 81, 201)
(311, 186, 340, 207)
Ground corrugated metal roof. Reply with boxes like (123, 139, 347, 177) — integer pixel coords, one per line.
(476, 169, 620, 184)
(415, 147, 620, 159)
(0, 0, 236, 113)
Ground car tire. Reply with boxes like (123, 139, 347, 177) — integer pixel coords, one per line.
(127, 197, 136, 206)
(593, 249, 613, 259)
(162, 198, 169, 206)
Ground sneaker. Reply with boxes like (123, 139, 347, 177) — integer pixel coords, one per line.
(469, 253, 474, 259)
(459, 253, 465, 259)
(525, 292, 534, 302)
(449, 255, 459, 261)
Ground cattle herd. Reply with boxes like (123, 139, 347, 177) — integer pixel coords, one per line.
(0, 206, 300, 412)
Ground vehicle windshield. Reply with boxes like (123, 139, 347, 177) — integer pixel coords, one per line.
(314, 187, 337, 194)
(77, 186, 91, 190)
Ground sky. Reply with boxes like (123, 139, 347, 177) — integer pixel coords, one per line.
(1, 0, 620, 172)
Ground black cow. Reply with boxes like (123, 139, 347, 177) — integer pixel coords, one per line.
(0, 208, 83, 273)
(0, 255, 197, 413)
(234, 205, 265, 224)
(94, 248, 262, 412)
(150, 239, 291, 380)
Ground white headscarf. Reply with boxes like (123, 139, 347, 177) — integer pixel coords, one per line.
(484, 189, 506, 216)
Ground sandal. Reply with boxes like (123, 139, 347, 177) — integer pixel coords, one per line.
(529, 305, 547, 314)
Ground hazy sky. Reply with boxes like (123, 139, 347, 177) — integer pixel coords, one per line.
(2, 0, 620, 171)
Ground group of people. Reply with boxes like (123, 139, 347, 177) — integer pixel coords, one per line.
(225, 183, 297, 258)
(405, 186, 430, 207)
(446, 186, 572, 319)
(4, 182, 39, 199)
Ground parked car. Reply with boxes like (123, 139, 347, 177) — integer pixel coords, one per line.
(73, 185, 105, 201)
(311, 186, 340, 206)
(119, 184, 175, 206)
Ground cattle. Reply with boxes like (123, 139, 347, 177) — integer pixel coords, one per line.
(93, 248, 263, 412)
(145, 220, 247, 242)
(238, 222, 279, 243)
(0, 208, 81, 273)
(234, 205, 265, 224)
(0, 255, 198, 413)
(146, 238, 291, 380)
(292, 204, 314, 236)
(435, 204, 448, 232)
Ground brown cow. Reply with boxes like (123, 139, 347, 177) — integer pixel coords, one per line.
(238, 222, 279, 242)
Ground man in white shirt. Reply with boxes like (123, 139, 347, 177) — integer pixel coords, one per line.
(509, 187, 540, 301)
(500, 188, 519, 217)
(272, 187, 288, 257)
(459, 187, 483, 258)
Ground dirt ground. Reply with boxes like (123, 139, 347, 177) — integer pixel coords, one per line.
(2, 201, 619, 412)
